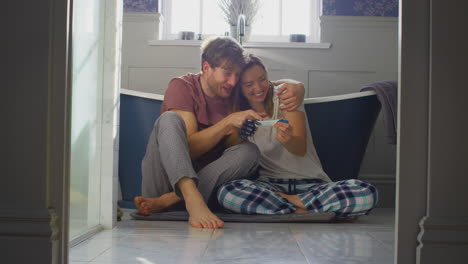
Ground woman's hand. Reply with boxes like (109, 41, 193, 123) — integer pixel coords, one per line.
(273, 80, 305, 112)
(274, 121, 292, 144)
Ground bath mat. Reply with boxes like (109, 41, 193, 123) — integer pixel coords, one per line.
(130, 211, 335, 223)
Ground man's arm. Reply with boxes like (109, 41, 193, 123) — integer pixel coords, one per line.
(171, 109, 263, 160)
(271, 79, 305, 112)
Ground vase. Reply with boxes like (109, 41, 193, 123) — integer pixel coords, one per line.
(230, 25, 251, 42)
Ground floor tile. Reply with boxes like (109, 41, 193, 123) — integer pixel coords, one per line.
(209, 224, 294, 248)
(71, 208, 396, 264)
(307, 256, 395, 264)
(202, 241, 307, 264)
(90, 244, 205, 264)
(201, 255, 309, 264)
(367, 230, 395, 241)
(116, 233, 210, 252)
(202, 224, 306, 263)
(294, 230, 394, 258)
(118, 220, 215, 240)
(90, 228, 131, 239)
(69, 237, 118, 262)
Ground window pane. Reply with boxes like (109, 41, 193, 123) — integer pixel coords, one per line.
(282, 0, 309, 35)
(251, 0, 280, 36)
(202, 0, 228, 35)
(170, 0, 200, 34)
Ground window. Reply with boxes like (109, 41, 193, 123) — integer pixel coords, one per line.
(161, 0, 321, 42)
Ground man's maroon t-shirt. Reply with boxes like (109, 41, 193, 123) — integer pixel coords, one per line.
(161, 73, 229, 129)
(161, 73, 230, 169)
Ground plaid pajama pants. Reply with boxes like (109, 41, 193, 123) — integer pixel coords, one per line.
(217, 177, 378, 218)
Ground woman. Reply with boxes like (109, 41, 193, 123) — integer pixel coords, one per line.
(217, 55, 378, 218)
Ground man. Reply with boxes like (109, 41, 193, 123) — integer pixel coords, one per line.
(134, 37, 304, 229)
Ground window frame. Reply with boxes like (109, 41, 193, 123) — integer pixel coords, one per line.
(161, 0, 321, 43)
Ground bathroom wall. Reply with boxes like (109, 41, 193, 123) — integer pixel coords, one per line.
(120, 0, 398, 207)
(124, 0, 158, 12)
(322, 0, 398, 16)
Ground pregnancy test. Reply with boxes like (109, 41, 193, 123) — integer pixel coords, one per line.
(256, 119, 288, 126)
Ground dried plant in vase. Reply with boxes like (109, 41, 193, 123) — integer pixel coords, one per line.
(218, 0, 260, 27)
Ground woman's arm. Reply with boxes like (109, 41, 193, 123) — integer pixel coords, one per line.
(274, 110, 307, 156)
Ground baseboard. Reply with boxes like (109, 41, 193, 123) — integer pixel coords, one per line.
(418, 216, 468, 244)
(359, 173, 396, 208)
(0, 208, 52, 237)
(417, 216, 468, 263)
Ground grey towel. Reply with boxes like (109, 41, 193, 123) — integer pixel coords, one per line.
(360, 81, 398, 145)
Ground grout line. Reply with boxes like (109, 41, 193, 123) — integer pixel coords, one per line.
(288, 224, 312, 264)
(366, 231, 395, 253)
(88, 246, 113, 263)
(195, 228, 215, 263)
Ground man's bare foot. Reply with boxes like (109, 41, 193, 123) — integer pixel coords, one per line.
(178, 178, 224, 229)
(134, 196, 164, 216)
(186, 198, 224, 229)
(134, 192, 182, 216)
(277, 192, 307, 213)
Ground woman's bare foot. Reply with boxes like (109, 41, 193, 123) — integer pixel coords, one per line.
(294, 208, 308, 214)
(277, 192, 308, 213)
(178, 178, 224, 229)
(134, 192, 182, 216)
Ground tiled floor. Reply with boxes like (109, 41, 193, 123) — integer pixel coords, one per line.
(69, 208, 395, 264)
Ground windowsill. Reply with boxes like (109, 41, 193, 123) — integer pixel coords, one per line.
(147, 40, 331, 49)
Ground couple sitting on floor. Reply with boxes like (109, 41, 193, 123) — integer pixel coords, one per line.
(134, 36, 378, 229)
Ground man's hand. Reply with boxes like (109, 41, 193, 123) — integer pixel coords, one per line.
(227, 109, 263, 128)
(273, 80, 305, 112)
(239, 119, 258, 140)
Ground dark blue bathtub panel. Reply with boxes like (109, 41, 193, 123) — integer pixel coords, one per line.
(118, 94, 162, 208)
(304, 95, 381, 181)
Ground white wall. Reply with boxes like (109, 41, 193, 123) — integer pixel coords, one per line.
(121, 13, 398, 207)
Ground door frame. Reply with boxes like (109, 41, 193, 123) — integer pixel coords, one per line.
(49, 0, 444, 263)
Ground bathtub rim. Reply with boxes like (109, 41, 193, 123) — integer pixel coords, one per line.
(121, 88, 376, 103)
(121, 88, 165, 101)
(303, 90, 376, 104)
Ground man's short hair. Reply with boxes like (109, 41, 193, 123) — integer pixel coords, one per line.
(200, 36, 246, 71)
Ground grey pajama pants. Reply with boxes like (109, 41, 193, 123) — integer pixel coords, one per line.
(141, 111, 260, 204)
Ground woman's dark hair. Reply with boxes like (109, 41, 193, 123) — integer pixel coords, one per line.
(200, 36, 246, 71)
(230, 54, 274, 116)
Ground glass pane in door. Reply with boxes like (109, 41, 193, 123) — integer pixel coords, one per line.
(69, 0, 105, 239)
